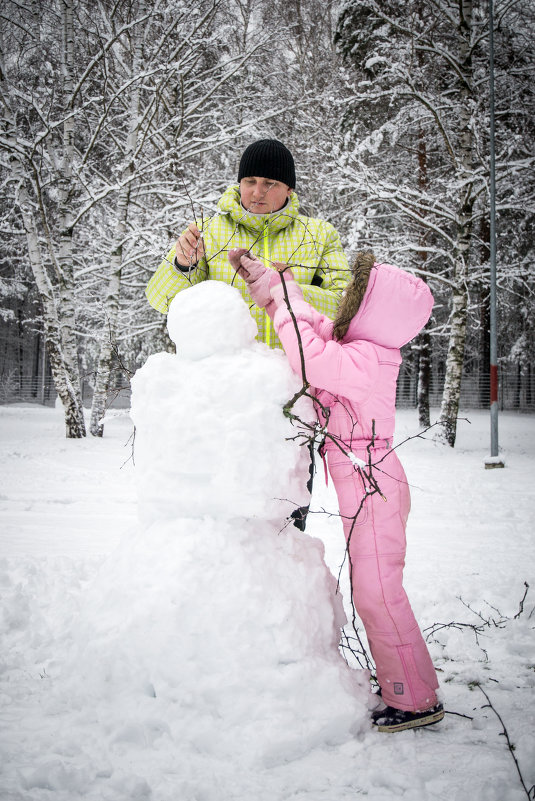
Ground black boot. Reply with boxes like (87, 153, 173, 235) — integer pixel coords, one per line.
(371, 703, 444, 733)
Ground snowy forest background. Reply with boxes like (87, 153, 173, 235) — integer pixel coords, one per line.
(1, 0, 534, 443)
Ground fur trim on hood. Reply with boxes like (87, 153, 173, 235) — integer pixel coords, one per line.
(333, 251, 375, 341)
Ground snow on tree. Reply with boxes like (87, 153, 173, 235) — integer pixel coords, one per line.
(1, 0, 533, 436)
(334, 0, 535, 442)
(1, 0, 292, 436)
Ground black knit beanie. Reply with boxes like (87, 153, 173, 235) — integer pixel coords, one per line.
(237, 139, 296, 189)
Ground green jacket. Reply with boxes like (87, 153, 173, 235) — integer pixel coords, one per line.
(146, 185, 350, 347)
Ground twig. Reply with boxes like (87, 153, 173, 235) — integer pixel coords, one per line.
(477, 684, 535, 800)
(121, 425, 136, 469)
(424, 584, 532, 663)
(279, 269, 309, 388)
(339, 628, 375, 673)
(514, 582, 530, 619)
(444, 709, 474, 720)
(457, 596, 508, 629)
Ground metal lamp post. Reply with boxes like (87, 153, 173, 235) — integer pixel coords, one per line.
(485, 0, 505, 469)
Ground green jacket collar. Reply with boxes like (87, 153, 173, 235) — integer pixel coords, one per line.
(217, 184, 300, 235)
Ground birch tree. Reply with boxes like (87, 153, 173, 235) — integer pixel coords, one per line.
(88, 0, 146, 437)
(56, 0, 86, 436)
(85, 0, 287, 434)
(1, 0, 86, 436)
(437, 0, 475, 446)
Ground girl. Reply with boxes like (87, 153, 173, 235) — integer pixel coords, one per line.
(228, 247, 443, 733)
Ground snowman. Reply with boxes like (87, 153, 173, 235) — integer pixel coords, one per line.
(60, 281, 367, 792)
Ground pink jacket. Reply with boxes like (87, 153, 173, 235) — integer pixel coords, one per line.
(271, 263, 434, 451)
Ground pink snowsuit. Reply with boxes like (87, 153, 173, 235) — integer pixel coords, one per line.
(270, 262, 439, 712)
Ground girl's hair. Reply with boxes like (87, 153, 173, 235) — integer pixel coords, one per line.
(332, 251, 375, 341)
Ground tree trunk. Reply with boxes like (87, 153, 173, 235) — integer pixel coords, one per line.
(439, 216, 471, 446)
(478, 217, 491, 406)
(32, 330, 40, 398)
(513, 363, 521, 408)
(56, 0, 86, 436)
(416, 123, 431, 428)
(417, 329, 431, 427)
(439, 0, 474, 446)
(22, 186, 86, 434)
(24, 192, 86, 435)
(0, 52, 86, 436)
(90, 0, 145, 437)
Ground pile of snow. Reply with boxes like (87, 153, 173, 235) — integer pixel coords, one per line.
(1, 282, 368, 800)
(1, 402, 534, 800)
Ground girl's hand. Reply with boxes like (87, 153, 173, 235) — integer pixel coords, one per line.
(269, 266, 303, 305)
(228, 249, 277, 308)
(228, 249, 266, 282)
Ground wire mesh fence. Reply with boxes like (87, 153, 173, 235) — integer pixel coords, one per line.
(0, 375, 131, 410)
(395, 367, 534, 411)
(2, 366, 533, 412)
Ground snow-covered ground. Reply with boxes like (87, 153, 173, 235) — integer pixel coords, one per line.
(1, 401, 534, 801)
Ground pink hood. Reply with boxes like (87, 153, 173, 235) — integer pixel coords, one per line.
(343, 263, 434, 348)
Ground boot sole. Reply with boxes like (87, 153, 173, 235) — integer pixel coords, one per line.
(375, 707, 445, 733)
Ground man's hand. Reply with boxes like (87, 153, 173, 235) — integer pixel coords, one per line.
(175, 223, 205, 267)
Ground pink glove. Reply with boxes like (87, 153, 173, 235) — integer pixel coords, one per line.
(269, 266, 303, 307)
(228, 248, 279, 308)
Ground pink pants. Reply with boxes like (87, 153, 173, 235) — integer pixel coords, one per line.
(327, 446, 439, 712)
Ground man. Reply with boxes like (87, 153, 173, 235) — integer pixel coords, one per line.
(146, 139, 350, 349)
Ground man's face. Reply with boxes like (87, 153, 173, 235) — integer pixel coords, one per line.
(239, 177, 293, 214)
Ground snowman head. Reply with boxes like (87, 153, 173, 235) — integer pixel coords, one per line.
(167, 281, 258, 360)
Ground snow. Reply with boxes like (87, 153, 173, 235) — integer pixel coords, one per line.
(347, 452, 367, 469)
(131, 281, 312, 524)
(1, 286, 534, 800)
